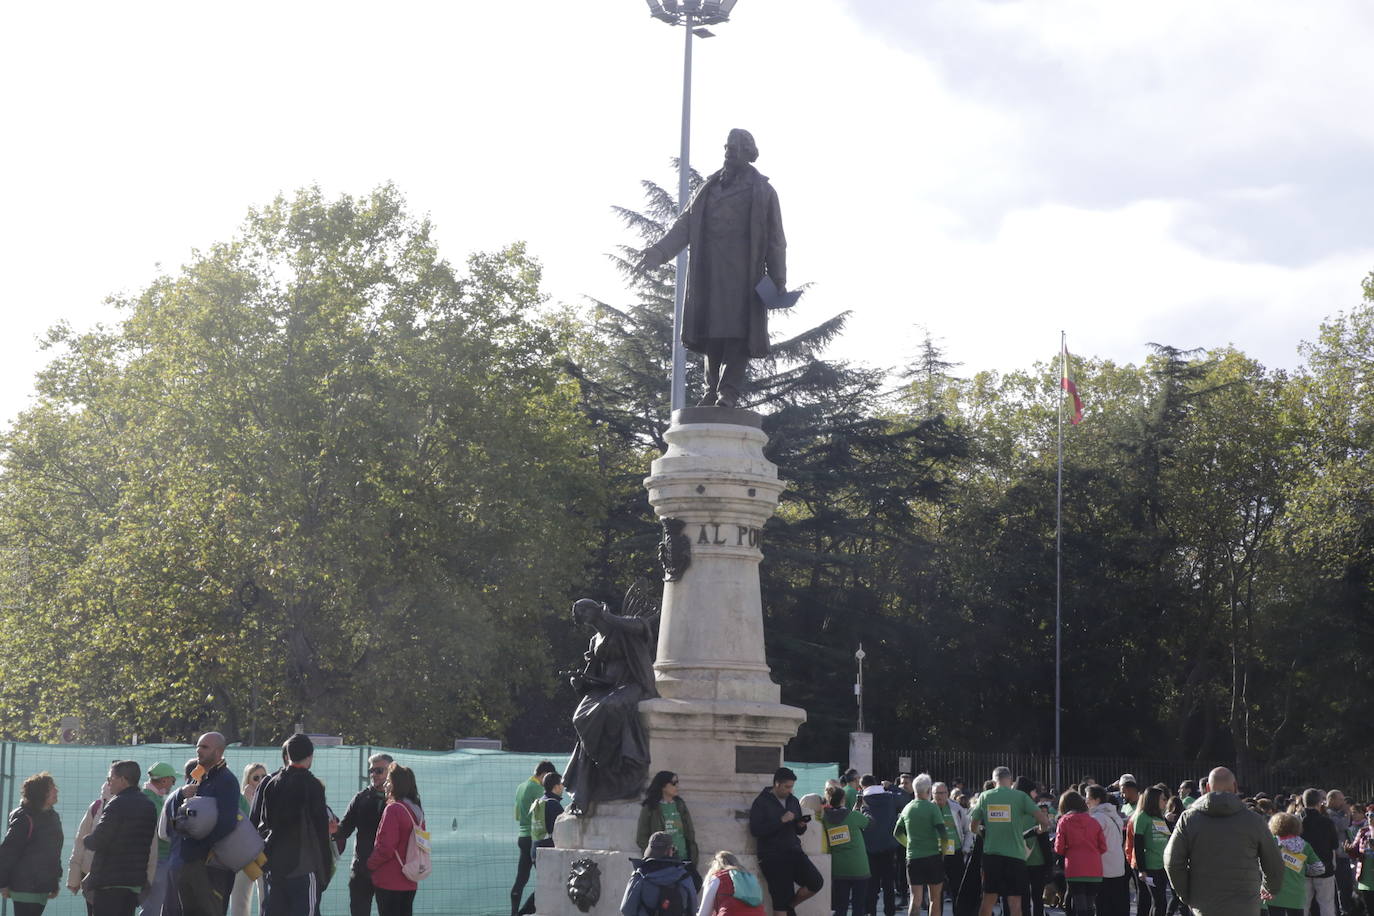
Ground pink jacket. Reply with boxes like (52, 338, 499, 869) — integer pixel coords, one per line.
(367, 800, 422, 891)
(1054, 811, 1107, 879)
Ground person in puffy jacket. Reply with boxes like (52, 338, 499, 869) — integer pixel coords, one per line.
(1163, 767, 1284, 916)
(862, 776, 900, 916)
(83, 760, 157, 916)
(1054, 791, 1106, 916)
(697, 850, 765, 916)
(1086, 786, 1127, 916)
(0, 772, 64, 916)
(622, 832, 698, 916)
(367, 764, 425, 916)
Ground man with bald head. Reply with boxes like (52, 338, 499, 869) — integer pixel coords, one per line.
(172, 732, 241, 916)
(1164, 767, 1284, 916)
(642, 127, 787, 409)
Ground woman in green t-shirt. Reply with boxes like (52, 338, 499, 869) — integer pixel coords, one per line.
(636, 770, 699, 873)
(1131, 786, 1172, 916)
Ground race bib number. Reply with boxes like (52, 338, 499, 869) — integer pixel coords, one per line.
(1283, 850, 1305, 873)
(986, 805, 1012, 822)
(827, 824, 852, 847)
(944, 835, 956, 854)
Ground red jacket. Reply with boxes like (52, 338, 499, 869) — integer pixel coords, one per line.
(1054, 811, 1107, 879)
(367, 800, 422, 891)
(704, 870, 765, 916)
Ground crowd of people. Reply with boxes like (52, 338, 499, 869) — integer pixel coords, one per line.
(0, 733, 429, 916)
(510, 760, 1374, 916)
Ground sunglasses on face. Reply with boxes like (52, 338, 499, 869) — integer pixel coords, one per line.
(251, 773, 265, 783)
(369, 767, 387, 775)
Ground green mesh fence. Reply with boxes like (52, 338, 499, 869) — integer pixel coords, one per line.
(0, 742, 836, 916)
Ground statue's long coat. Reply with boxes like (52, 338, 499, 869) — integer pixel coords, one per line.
(651, 165, 786, 359)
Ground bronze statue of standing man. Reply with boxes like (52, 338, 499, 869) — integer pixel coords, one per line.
(641, 128, 787, 408)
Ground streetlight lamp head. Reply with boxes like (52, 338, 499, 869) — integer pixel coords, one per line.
(646, 0, 737, 26)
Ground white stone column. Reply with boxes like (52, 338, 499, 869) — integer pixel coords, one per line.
(542, 409, 823, 916)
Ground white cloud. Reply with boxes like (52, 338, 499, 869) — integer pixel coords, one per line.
(1, 0, 1369, 430)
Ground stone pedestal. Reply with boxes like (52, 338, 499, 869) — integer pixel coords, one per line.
(539, 409, 825, 916)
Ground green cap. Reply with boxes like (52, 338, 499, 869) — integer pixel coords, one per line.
(148, 762, 177, 780)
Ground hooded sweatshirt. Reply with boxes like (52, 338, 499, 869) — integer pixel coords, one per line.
(1163, 791, 1284, 916)
(1268, 834, 1323, 910)
(1090, 802, 1126, 878)
(823, 805, 872, 878)
(748, 788, 806, 859)
(620, 857, 697, 916)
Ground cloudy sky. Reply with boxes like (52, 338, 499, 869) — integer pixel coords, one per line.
(3, 0, 1371, 427)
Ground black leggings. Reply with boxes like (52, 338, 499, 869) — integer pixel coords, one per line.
(12, 902, 48, 916)
(1136, 870, 1169, 916)
(1065, 882, 1099, 916)
(375, 888, 415, 916)
(1019, 864, 1048, 916)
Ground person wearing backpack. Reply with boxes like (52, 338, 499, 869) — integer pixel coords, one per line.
(697, 850, 766, 916)
(367, 765, 428, 916)
(249, 734, 333, 916)
(516, 773, 566, 916)
(620, 832, 698, 916)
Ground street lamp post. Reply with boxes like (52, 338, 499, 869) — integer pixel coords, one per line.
(855, 643, 866, 733)
(645, 0, 739, 411)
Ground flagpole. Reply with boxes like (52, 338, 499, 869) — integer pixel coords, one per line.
(1055, 331, 1065, 794)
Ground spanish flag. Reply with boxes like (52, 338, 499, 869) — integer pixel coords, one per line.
(1062, 341, 1084, 425)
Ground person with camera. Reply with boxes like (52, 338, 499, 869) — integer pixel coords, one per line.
(749, 768, 822, 916)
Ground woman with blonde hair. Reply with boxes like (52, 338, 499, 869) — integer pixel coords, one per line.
(229, 762, 268, 916)
(696, 851, 765, 916)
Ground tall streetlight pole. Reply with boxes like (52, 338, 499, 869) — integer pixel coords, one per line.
(645, 0, 739, 411)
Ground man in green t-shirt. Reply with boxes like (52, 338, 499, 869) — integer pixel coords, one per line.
(969, 766, 1050, 916)
(511, 760, 556, 916)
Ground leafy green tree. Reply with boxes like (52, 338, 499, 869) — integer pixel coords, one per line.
(0, 185, 600, 746)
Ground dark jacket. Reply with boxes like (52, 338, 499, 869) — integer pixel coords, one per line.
(177, 761, 239, 865)
(647, 164, 786, 358)
(749, 787, 807, 859)
(0, 805, 64, 894)
(1163, 791, 1284, 916)
(860, 788, 900, 854)
(620, 857, 699, 916)
(637, 796, 698, 867)
(1301, 807, 1340, 876)
(250, 765, 332, 887)
(336, 786, 386, 877)
(84, 786, 157, 889)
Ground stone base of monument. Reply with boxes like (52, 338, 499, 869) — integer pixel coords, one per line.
(534, 408, 829, 916)
(536, 806, 830, 916)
